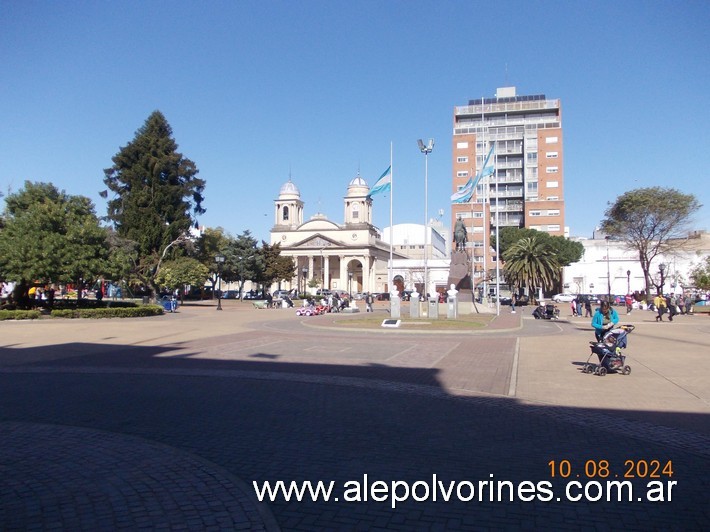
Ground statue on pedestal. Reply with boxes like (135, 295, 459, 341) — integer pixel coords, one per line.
(454, 217, 467, 252)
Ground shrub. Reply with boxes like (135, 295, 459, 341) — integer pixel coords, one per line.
(50, 305, 164, 319)
(0, 310, 42, 321)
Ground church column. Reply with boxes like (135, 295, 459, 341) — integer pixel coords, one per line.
(324, 255, 330, 290)
(308, 256, 315, 291)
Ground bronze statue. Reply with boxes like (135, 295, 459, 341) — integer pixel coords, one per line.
(454, 217, 467, 251)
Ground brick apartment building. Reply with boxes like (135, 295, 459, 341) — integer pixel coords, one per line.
(451, 86, 566, 286)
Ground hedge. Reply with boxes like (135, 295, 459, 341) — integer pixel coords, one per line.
(0, 310, 42, 321)
(50, 305, 164, 319)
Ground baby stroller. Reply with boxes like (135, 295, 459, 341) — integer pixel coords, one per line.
(582, 325, 635, 376)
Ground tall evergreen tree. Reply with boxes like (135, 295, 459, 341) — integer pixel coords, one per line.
(103, 111, 205, 295)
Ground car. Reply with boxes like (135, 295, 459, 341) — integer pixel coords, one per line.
(272, 289, 292, 299)
(220, 290, 240, 299)
(552, 293, 576, 303)
(316, 289, 332, 297)
(375, 292, 390, 301)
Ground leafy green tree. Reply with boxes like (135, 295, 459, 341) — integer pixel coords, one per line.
(689, 257, 710, 291)
(155, 257, 210, 301)
(600, 187, 701, 297)
(103, 111, 205, 297)
(222, 231, 259, 297)
(254, 241, 295, 295)
(0, 181, 109, 305)
(502, 235, 560, 300)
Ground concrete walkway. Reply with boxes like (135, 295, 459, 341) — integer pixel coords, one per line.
(1, 301, 708, 529)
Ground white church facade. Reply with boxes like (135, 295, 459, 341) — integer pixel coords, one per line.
(269, 176, 408, 295)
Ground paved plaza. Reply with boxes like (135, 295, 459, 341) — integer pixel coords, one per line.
(1, 301, 708, 530)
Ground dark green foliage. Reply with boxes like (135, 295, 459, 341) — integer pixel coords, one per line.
(50, 305, 164, 319)
(502, 235, 561, 295)
(103, 111, 205, 293)
(0, 182, 109, 290)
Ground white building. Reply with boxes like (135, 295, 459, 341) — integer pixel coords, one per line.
(563, 231, 710, 297)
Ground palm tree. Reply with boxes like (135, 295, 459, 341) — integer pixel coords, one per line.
(503, 235, 560, 301)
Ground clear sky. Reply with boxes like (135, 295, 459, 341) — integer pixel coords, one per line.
(2, 0, 709, 243)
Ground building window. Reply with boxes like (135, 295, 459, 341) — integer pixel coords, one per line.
(545, 136, 558, 144)
(352, 202, 359, 219)
(457, 142, 469, 149)
(527, 152, 537, 164)
(527, 182, 538, 194)
(546, 166, 559, 173)
(548, 224, 560, 231)
(457, 171, 469, 178)
(548, 209, 560, 216)
(546, 196, 559, 200)
(548, 181, 559, 188)
(282, 206, 289, 221)
(546, 152, 558, 158)
(530, 210, 541, 217)
(457, 156, 468, 163)
(473, 212, 483, 218)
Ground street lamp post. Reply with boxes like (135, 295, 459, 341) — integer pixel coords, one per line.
(659, 263, 666, 295)
(215, 254, 225, 310)
(626, 270, 631, 295)
(605, 236, 611, 303)
(302, 266, 308, 296)
(418, 138, 434, 299)
(348, 271, 353, 299)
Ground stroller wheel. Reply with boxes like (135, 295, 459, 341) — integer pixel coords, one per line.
(598, 367, 607, 377)
(622, 366, 631, 375)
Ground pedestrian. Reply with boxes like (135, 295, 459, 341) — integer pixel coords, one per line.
(510, 293, 517, 314)
(365, 292, 374, 313)
(584, 296, 593, 318)
(666, 294, 678, 322)
(653, 293, 666, 322)
(570, 297, 577, 317)
(625, 294, 633, 314)
(592, 301, 619, 342)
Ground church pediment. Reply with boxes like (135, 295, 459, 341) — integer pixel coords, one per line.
(291, 234, 344, 249)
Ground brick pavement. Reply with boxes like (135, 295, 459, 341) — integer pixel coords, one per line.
(1, 302, 708, 530)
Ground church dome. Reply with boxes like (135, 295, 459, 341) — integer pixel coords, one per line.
(346, 174, 370, 197)
(278, 179, 301, 199)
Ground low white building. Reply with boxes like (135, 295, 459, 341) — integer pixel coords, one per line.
(563, 231, 710, 297)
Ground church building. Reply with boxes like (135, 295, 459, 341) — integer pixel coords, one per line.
(270, 175, 406, 295)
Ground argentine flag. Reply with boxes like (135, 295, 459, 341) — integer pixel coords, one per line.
(368, 165, 392, 197)
(450, 144, 495, 204)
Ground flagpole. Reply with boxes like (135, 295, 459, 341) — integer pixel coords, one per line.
(389, 142, 393, 293)
(480, 97, 486, 307)
(494, 141, 500, 316)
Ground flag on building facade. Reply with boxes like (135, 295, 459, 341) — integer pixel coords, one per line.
(368, 165, 392, 197)
(450, 144, 495, 204)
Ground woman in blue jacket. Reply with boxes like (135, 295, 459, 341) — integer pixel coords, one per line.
(591, 301, 619, 341)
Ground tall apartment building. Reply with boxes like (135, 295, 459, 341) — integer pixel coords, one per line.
(451, 86, 566, 283)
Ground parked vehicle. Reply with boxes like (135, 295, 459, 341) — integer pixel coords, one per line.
(553, 293, 576, 303)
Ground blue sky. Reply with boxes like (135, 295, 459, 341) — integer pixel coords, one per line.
(2, 0, 709, 243)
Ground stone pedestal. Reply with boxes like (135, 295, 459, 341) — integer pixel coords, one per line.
(427, 298, 439, 319)
(390, 294, 401, 319)
(447, 297, 458, 319)
(410, 291, 420, 318)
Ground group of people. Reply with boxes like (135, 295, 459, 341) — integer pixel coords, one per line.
(570, 295, 594, 318)
(651, 293, 689, 322)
